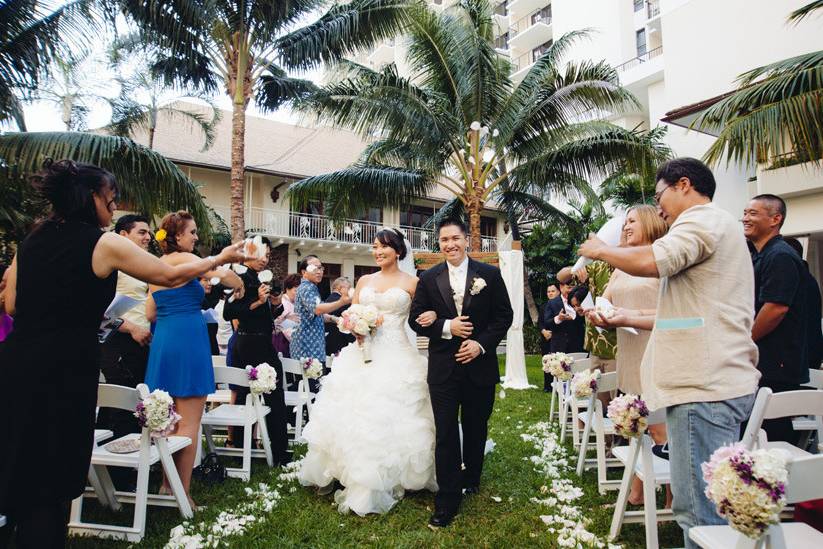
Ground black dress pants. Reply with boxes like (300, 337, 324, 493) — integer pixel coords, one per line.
(0, 499, 70, 549)
(231, 334, 290, 464)
(428, 366, 495, 513)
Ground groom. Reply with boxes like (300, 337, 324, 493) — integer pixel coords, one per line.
(409, 218, 513, 528)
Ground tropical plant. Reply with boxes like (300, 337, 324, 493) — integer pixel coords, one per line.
(692, 0, 823, 167)
(0, 0, 96, 130)
(37, 51, 105, 131)
(117, 0, 415, 241)
(598, 125, 671, 208)
(0, 132, 216, 253)
(289, 0, 667, 252)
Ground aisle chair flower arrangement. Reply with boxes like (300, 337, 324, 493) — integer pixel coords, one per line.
(702, 443, 788, 539)
(606, 394, 649, 438)
(542, 352, 575, 382)
(134, 389, 182, 438)
(246, 362, 278, 394)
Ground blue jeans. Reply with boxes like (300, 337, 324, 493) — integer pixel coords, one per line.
(666, 393, 756, 548)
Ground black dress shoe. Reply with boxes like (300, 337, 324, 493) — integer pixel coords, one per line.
(428, 510, 456, 529)
(463, 486, 480, 496)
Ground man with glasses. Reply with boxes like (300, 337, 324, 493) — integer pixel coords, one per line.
(579, 157, 760, 548)
(290, 255, 350, 372)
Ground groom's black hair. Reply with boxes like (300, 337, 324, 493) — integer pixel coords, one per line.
(375, 228, 407, 260)
(436, 217, 467, 236)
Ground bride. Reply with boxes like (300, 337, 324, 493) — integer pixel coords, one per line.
(298, 228, 437, 515)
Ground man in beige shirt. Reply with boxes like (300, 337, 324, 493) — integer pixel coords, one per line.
(98, 215, 153, 446)
(579, 158, 759, 548)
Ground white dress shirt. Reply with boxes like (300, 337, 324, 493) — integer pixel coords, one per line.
(441, 257, 485, 354)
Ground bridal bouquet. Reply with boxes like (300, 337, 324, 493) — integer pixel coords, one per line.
(702, 443, 788, 539)
(134, 389, 181, 438)
(606, 394, 649, 438)
(337, 304, 380, 363)
(246, 362, 277, 395)
(571, 370, 599, 398)
(301, 357, 323, 379)
(542, 352, 574, 381)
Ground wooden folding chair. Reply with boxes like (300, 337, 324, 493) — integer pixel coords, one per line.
(69, 384, 192, 543)
(201, 366, 273, 481)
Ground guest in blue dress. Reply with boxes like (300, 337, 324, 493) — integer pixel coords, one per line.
(290, 256, 350, 367)
(145, 211, 244, 506)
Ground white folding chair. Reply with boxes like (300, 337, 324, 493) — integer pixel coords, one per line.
(559, 357, 595, 446)
(279, 353, 315, 442)
(575, 371, 623, 494)
(793, 369, 823, 449)
(211, 355, 227, 368)
(549, 352, 589, 424)
(690, 453, 823, 549)
(69, 384, 192, 543)
(608, 408, 673, 549)
(201, 366, 273, 481)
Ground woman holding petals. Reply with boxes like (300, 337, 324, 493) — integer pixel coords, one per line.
(145, 210, 244, 507)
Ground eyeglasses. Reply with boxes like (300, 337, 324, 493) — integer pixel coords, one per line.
(654, 185, 672, 204)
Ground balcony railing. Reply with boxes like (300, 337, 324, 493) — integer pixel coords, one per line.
(615, 45, 663, 73)
(214, 207, 499, 252)
(647, 0, 660, 18)
(510, 8, 551, 37)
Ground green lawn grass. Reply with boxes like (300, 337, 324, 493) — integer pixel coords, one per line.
(61, 356, 683, 548)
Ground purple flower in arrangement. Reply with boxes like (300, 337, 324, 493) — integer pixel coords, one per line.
(135, 401, 147, 427)
(248, 367, 259, 381)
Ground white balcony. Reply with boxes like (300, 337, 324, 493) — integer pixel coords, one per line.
(509, 19, 551, 53)
(213, 207, 499, 253)
(616, 45, 664, 88)
(756, 159, 823, 199)
(508, 0, 548, 20)
(493, 13, 510, 34)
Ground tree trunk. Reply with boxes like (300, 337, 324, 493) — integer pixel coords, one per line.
(522, 260, 539, 325)
(468, 193, 482, 252)
(148, 127, 155, 149)
(230, 99, 246, 241)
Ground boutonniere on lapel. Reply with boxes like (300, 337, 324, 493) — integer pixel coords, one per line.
(469, 277, 487, 295)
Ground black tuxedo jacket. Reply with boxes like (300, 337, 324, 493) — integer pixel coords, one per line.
(545, 295, 571, 353)
(409, 259, 513, 386)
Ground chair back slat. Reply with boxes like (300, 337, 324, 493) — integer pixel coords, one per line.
(785, 454, 823, 504)
(212, 366, 250, 387)
(97, 383, 141, 412)
(568, 352, 589, 360)
(212, 355, 227, 368)
(762, 390, 823, 419)
(597, 372, 619, 393)
(803, 368, 823, 390)
(280, 355, 306, 377)
(570, 358, 594, 374)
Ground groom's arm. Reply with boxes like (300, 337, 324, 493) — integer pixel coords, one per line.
(472, 268, 513, 353)
(409, 275, 447, 339)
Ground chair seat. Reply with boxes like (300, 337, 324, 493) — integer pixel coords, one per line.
(689, 522, 823, 549)
(792, 416, 817, 431)
(91, 434, 191, 467)
(611, 444, 670, 483)
(577, 411, 615, 434)
(764, 440, 812, 459)
(94, 429, 114, 444)
(202, 404, 269, 427)
(207, 389, 232, 404)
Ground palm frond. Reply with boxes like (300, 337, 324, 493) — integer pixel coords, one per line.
(288, 165, 434, 222)
(256, 64, 318, 111)
(0, 132, 214, 241)
(789, 1, 823, 24)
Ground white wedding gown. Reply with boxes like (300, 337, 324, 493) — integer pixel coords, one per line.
(298, 286, 438, 515)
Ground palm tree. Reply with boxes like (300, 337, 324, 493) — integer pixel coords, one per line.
(0, 0, 96, 130)
(38, 52, 104, 131)
(117, 0, 415, 241)
(288, 0, 666, 252)
(598, 126, 671, 208)
(0, 132, 215, 245)
(692, 0, 823, 167)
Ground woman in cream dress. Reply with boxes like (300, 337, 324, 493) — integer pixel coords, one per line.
(588, 204, 669, 505)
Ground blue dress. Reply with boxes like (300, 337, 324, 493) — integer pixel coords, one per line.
(146, 279, 215, 397)
(290, 279, 326, 361)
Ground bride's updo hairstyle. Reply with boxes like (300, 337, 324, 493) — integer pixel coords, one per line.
(375, 228, 407, 260)
(157, 210, 194, 254)
(31, 159, 118, 227)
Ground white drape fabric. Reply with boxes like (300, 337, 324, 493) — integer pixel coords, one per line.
(498, 250, 531, 389)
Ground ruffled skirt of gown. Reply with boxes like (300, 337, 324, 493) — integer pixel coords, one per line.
(298, 339, 437, 516)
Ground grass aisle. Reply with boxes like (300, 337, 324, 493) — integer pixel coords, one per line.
(66, 356, 681, 548)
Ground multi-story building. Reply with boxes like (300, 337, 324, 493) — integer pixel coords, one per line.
(361, 0, 823, 284)
(128, 102, 508, 290)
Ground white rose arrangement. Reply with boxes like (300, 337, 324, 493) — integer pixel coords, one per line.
(469, 277, 487, 295)
(542, 352, 574, 381)
(606, 394, 649, 438)
(301, 358, 324, 379)
(246, 363, 277, 395)
(337, 303, 381, 363)
(134, 389, 182, 439)
(571, 371, 598, 399)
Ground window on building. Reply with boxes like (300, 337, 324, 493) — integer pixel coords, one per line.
(494, 32, 509, 50)
(481, 216, 497, 237)
(299, 202, 381, 224)
(532, 40, 554, 63)
(399, 204, 436, 228)
(633, 0, 644, 12)
(636, 28, 647, 57)
(531, 5, 552, 25)
(354, 265, 380, 285)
